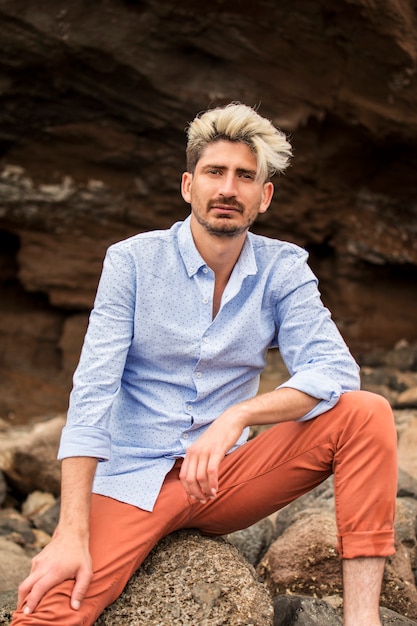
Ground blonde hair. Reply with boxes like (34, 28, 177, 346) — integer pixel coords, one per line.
(186, 102, 292, 182)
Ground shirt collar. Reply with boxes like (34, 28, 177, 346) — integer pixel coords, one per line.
(177, 215, 258, 278)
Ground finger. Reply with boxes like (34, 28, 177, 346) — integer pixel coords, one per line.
(17, 573, 36, 610)
(20, 577, 58, 615)
(71, 568, 93, 610)
(180, 452, 208, 502)
(193, 451, 221, 501)
(196, 451, 221, 498)
(205, 455, 221, 497)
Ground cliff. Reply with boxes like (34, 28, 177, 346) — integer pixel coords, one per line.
(0, 0, 416, 421)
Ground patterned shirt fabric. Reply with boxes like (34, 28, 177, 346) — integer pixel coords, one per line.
(58, 216, 360, 511)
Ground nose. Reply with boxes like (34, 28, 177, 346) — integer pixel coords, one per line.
(218, 172, 238, 198)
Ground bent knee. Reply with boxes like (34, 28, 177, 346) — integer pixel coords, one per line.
(342, 389, 393, 417)
(341, 390, 397, 449)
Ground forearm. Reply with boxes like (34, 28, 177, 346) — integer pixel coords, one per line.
(180, 387, 319, 503)
(57, 456, 98, 538)
(18, 456, 99, 614)
(225, 387, 320, 430)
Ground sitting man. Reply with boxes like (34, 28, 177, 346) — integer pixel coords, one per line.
(13, 102, 397, 626)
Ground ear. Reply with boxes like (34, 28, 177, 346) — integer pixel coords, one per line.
(258, 181, 274, 214)
(181, 172, 193, 204)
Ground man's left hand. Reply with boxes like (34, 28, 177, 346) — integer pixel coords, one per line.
(179, 409, 245, 503)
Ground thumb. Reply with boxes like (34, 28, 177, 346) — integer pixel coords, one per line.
(70, 569, 92, 610)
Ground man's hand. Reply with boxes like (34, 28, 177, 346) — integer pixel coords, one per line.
(179, 409, 245, 503)
(17, 531, 93, 615)
(179, 388, 320, 503)
(17, 455, 99, 614)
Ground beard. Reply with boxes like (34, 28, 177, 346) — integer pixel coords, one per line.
(193, 197, 257, 238)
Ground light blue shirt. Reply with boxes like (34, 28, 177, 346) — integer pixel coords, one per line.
(58, 216, 360, 511)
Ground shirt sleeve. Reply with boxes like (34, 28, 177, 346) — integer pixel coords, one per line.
(58, 244, 136, 460)
(274, 247, 360, 421)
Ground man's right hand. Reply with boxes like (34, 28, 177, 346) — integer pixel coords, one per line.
(17, 531, 93, 615)
(16, 455, 100, 615)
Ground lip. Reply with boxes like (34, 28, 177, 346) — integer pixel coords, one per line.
(210, 205, 242, 214)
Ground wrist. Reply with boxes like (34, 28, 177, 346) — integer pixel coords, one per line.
(223, 400, 255, 431)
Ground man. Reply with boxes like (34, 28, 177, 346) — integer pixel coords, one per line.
(12, 103, 397, 626)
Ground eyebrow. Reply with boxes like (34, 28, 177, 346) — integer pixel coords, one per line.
(202, 164, 257, 177)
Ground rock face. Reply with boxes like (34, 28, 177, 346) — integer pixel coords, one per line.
(0, 0, 417, 421)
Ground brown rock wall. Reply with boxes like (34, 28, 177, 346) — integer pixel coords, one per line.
(0, 0, 416, 421)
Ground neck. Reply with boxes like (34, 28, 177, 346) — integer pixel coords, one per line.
(190, 215, 247, 278)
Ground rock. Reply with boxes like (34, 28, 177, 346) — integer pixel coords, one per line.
(0, 538, 31, 596)
(385, 347, 417, 372)
(273, 594, 343, 625)
(273, 476, 335, 540)
(0, 509, 36, 547)
(258, 512, 342, 599)
(396, 387, 417, 409)
(0, 473, 6, 507)
(30, 500, 60, 538)
(398, 468, 417, 499)
(259, 509, 417, 620)
(21, 491, 56, 519)
(382, 536, 417, 620)
(94, 529, 274, 626)
(20, 491, 59, 537)
(227, 516, 276, 567)
(0, 593, 17, 626)
(0, 416, 64, 496)
(390, 372, 417, 394)
(394, 498, 417, 549)
(397, 412, 417, 479)
(379, 606, 417, 625)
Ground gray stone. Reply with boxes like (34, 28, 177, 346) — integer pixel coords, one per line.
(273, 594, 342, 625)
(272, 595, 417, 626)
(379, 606, 417, 625)
(227, 517, 275, 567)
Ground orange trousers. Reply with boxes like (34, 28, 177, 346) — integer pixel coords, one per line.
(12, 391, 397, 625)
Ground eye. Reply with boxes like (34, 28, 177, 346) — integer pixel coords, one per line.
(239, 171, 255, 180)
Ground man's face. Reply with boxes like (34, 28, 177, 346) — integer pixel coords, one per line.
(181, 140, 274, 238)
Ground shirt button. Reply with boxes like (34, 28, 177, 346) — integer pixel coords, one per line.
(187, 405, 193, 411)
(203, 267, 208, 274)
(202, 298, 208, 304)
(204, 337, 209, 343)
(183, 433, 189, 439)
(196, 372, 202, 378)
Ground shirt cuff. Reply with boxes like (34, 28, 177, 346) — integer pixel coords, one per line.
(57, 424, 112, 461)
(276, 371, 345, 421)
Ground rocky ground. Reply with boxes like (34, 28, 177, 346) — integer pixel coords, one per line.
(0, 343, 416, 624)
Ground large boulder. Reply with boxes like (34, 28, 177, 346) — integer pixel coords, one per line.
(94, 530, 274, 626)
(259, 509, 417, 621)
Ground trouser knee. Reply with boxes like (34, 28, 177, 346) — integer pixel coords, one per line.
(341, 390, 396, 443)
(333, 390, 398, 481)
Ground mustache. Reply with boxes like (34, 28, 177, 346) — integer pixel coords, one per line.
(208, 196, 244, 212)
